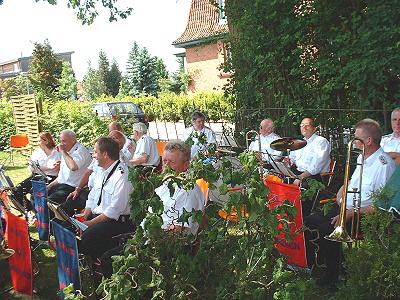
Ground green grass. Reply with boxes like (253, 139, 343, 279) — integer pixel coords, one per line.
(0, 151, 31, 185)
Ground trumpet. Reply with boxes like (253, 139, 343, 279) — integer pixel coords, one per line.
(325, 138, 364, 244)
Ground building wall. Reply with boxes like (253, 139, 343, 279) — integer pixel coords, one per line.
(185, 40, 230, 93)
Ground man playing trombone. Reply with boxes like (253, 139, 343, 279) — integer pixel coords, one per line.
(304, 119, 396, 287)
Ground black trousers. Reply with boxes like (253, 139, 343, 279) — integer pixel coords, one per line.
(79, 219, 135, 261)
(304, 204, 341, 279)
(13, 174, 56, 211)
(48, 184, 87, 217)
(290, 167, 322, 217)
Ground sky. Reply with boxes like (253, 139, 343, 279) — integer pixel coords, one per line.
(0, 0, 191, 80)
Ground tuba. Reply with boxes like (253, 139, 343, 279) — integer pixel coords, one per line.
(325, 138, 364, 244)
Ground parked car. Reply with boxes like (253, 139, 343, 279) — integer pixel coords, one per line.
(93, 102, 148, 126)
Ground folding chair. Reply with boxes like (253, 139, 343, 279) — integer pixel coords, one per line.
(311, 160, 337, 212)
(9, 134, 31, 166)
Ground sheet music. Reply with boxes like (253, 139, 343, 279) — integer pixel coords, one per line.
(48, 201, 88, 232)
(272, 161, 298, 178)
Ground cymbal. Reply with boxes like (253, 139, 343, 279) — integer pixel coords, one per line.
(216, 148, 237, 155)
(270, 137, 307, 151)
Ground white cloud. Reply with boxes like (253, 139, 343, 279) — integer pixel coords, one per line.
(0, 0, 191, 80)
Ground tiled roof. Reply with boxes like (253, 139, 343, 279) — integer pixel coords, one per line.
(173, 0, 229, 47)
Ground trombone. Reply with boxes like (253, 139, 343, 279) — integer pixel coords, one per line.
(325, 138, 364, 245)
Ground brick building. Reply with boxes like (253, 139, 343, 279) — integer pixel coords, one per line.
(172, 0, 230, 93)
(0, 52, 74, 80)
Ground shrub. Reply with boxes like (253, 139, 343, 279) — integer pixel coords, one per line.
(0, 98, 16, 150)
(40, 100, 108, 147)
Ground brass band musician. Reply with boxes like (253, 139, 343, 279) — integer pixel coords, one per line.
(248, 118, 282, 166)
(304, 119, 396, 287)
(287, 118, 331, 186)
(381, 107, 400, 164)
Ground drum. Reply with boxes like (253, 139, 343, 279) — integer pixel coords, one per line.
(208, 156, 244, 206)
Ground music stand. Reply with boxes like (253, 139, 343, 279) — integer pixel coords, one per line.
(47, 201, 88, 232)
(28, 161, 51, 182)
(271, 161, 298, 179)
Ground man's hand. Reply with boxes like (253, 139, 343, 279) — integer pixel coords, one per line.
(293, 179, 301, 186)
(67, 188, 81, 201)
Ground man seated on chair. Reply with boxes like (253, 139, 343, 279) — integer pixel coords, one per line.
(182, 111, 217, 159)
(381, 107, 400, 164)
(100, 140, 205, 278)
(304, 119, 396, 287)
(249, 118, 282, 168)
(108, 121, 135, 160)
(287, 117, 331, 186)
(77, 137, 134, 262)
(129, 122, 160, 167)
(47, 130, 92, 214)
(62, 130, 130, 216)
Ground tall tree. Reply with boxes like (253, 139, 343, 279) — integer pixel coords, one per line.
(57, 61, 77, 100)
(98, 50, 111, 95)
(82, 62, 107, 100)
(28, 40, 63, 100)
(108, 59, 122, 97)
(124, 42, 160, 96)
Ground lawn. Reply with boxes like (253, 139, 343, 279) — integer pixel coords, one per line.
(0, 151, 61, 299)
(0, 151, 31, 185)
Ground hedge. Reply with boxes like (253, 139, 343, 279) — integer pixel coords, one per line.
(0, 91, 234, 150)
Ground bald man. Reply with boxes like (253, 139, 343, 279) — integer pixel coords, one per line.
(47, 129, 92, 214)
(249, 118, 282, 165)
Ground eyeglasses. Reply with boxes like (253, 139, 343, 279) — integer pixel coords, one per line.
(300, 123, 312, 128)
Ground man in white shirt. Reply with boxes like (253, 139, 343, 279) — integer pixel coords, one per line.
(78, 137, 134, 261)
(155, 140, 205, 235)
(381, 107, 400, 164)
(289, 117, 331, 186)
(129, 122, 160, 167)
(100, 140, 205, 278)
(249, 118, 282, 165)
(47, 130, 92, 213)
(182, 111, 217, 159)
(304, 119, 396, 286)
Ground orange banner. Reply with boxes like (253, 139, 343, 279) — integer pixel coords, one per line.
(266, 179, 307, 268)
(5, 211, 33, 296)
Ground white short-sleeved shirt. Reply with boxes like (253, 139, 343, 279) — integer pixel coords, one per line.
(345, 148, 396, 209)
(289, 133, 331, 175)
(87, 159, 103, 190)
(122, 135, 135, 161)
(182, 126, 217, 158)
(86, 160, 133, 220)
(31, 147, 61, 176)
(133, 135, 160, 166)
(249, 132, 282, 162)
(380, 133, 400, 154)
(57, 142, 92, 187)
(155, 182, 205, 235)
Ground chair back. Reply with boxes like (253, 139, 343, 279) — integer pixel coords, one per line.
(196, 178, 209, 202)
(10, 134, 30, 148)
(156, 141, 168, 156)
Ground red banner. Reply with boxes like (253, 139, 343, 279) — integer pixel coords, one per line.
(266, 179, 307, 268)
(5, 211, 33, 296)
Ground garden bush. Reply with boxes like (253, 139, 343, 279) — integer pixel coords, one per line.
(1, 91, 233, 150)
(0, 99, 16, 150)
